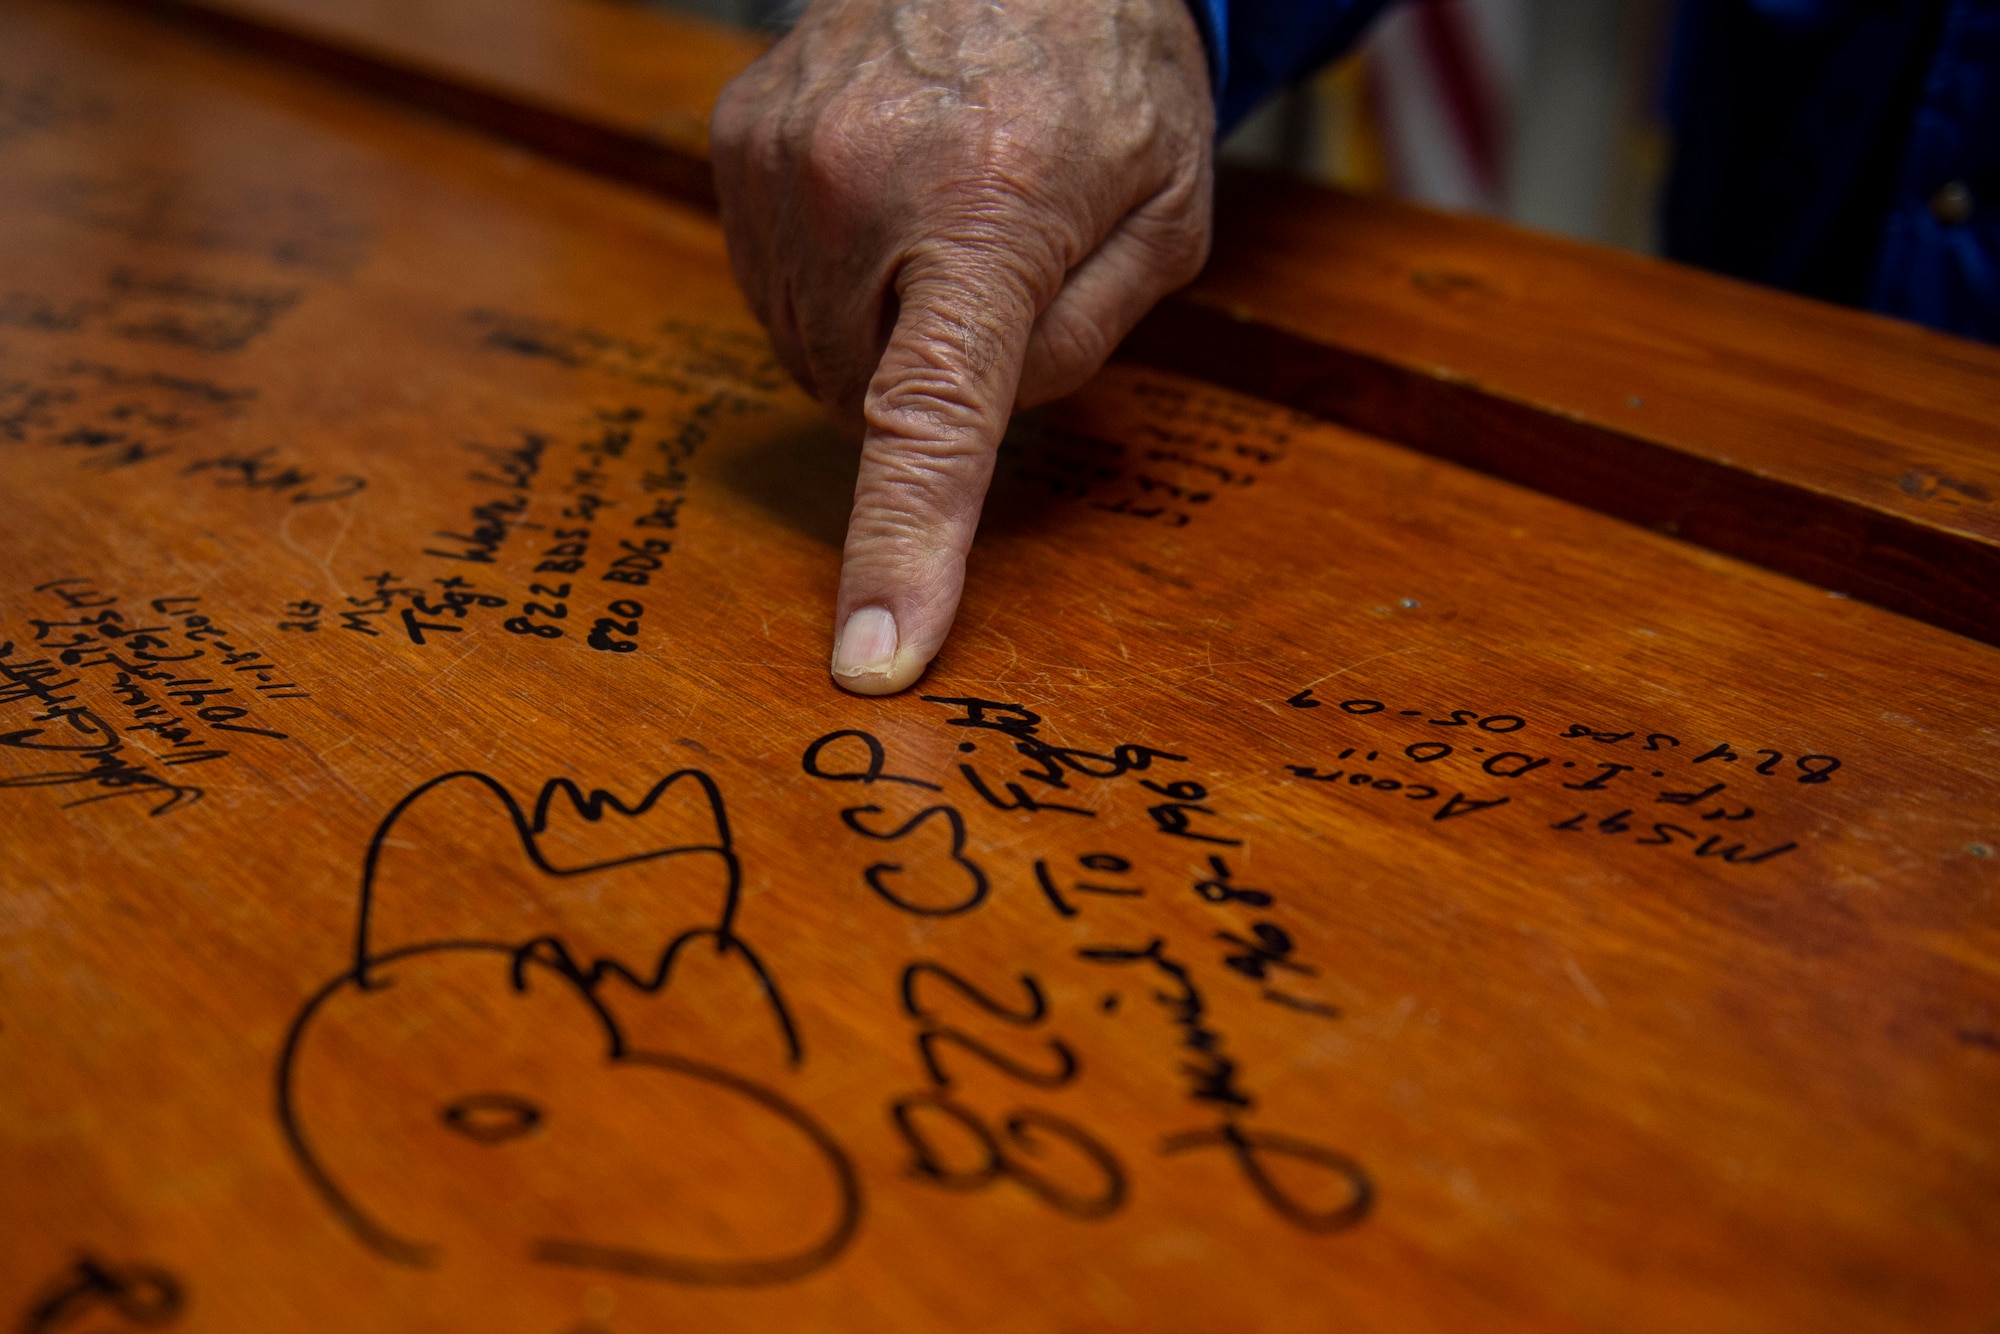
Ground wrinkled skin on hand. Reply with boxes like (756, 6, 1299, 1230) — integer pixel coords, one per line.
(712, 0, 1215, 694)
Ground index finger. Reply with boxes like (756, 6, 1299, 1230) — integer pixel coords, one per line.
(828, 247, 1038, 695)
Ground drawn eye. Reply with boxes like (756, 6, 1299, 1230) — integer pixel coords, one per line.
(441, 1093, 543, 1144)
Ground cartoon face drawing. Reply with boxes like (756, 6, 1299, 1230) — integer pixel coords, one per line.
(278, 768, 861, 1285)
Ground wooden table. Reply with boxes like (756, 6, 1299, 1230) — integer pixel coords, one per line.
(2, 1, 1996, 1330)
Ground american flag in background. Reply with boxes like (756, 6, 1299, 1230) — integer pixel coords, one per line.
(1313, 0, 1528, 216)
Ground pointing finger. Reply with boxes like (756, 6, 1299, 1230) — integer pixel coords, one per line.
(830, 248, 1038, 695)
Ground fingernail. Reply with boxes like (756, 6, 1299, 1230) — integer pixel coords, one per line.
(832, 606, 898, 680)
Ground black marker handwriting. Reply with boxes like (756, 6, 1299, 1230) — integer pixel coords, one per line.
(181, 447, 364, 504)
(887, 959, 1120, 1218)
(1034, 854, 1146, 918)
(278, 767, 861, 1286)
(1303, 694, 1844, 785)
(467, 310, 785, 399)
(1079, 938, 1250, 1111)
(0, 72, 109, 145)
(1160, 1123, 1373, 1233)
(1284, 713, 1823, 860)
(0, 643, 202, 814)
(802, 730, 941, 792)
(838, 803, 990, 916)
(890, 1094, 1126, 1218)
(425, 492, 535, 565)
(21, 1254, 183, 1333)
(920, 696, 1186, 793)
(1080, 937, 1372, 1233)
(901, 959, 1078, 1091)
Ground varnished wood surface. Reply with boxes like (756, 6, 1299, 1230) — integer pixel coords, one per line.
(1135, 176, 2000, 646)
(118, 0, 766, 204)
(114, 0, 2000, 646)
(3, 1, 1999, 1330)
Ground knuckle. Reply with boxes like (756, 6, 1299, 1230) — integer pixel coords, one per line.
(902, 230, 1054, 316)
(967, 131, 1048, 188)
(1128, 188, 1213, 287)
(839, 534, 963, 621)
(1037, 307, 1112, 377)
(710, 58, 782, 153)
(710, 85, 752, 153)
(850, 452, 986, 549)
(892, 290, 1016, 376)
(801, 96, 894, 198)
(1158, 215, 1211, 283)
(865, 377, 991, 446)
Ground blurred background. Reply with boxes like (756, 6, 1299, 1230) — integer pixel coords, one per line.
(652, 0, 1680, 255)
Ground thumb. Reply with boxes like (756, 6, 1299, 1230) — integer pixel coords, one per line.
(829, 253, 1035, 695)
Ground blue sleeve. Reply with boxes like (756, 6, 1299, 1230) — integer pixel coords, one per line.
(1663, 0, 1997, 344)
(1185, 0, 1399, 134)
(1868, 0, 1999, 342)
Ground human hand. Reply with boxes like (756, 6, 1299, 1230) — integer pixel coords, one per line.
(712, 0, 1214, 694)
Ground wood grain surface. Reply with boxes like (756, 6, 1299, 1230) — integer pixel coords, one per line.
(117, 0, 765, 204)
(3, 2, 1999, 1331)
(115, 0, 2000, 646)
(1133, 176, 2000, 646)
